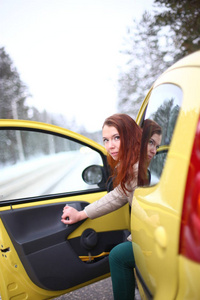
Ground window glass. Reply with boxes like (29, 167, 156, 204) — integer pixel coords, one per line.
(144, 84, 182, 185)
(0, 129, 103, 201)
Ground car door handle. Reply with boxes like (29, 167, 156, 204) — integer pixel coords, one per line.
(154, 226, 167, 249)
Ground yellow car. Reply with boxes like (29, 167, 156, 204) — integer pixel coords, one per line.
(0, 50, 199, 300)
(132, 50, 200, 300)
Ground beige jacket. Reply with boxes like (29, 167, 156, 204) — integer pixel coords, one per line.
(84, 163, 138, 219)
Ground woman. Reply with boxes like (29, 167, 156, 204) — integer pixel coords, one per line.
(61, 113, 142, 225)
(109, 118, 162, 300)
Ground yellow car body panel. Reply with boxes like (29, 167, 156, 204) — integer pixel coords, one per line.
(132, 51, 200, 299)
(135, 88, 153, 125)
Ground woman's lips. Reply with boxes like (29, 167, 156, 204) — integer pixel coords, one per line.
(111, 152, 118, 158)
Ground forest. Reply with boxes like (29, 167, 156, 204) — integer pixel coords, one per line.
(0, 0, 199, 139)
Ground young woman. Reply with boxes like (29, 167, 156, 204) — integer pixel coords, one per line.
(61, 113, 142, 225)
(109, 118, 162, 300)
(61, 115, 161, 299)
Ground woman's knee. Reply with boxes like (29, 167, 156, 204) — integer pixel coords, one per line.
(109, 241, 135, 268)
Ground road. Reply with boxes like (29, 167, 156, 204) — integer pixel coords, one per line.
(53, 278, 141, 300)
(54, 278, 114, 300)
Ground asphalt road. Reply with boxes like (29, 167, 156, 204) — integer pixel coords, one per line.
(54, 277, 141, 300)
(54, 278, 114, 300)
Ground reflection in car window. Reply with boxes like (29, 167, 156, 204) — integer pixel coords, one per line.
(144, 84, 182, 185)
(0, 129, 103, 201)
(149, 151, 168, 185)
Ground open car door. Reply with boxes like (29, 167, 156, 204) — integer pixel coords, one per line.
(0, 120, 130, 299)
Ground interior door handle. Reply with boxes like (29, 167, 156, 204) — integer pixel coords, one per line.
(154, 226, 167, 249)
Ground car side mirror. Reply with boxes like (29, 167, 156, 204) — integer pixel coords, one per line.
(82, 165, 106, 188)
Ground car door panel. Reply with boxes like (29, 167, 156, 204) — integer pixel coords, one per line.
(0, 199, 129, 291)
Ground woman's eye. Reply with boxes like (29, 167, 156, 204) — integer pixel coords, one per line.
(103, 138, 108, 144)
(114, 135, 120, 140)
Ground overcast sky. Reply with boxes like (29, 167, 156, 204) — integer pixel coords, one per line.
(0, 0, 154, 132)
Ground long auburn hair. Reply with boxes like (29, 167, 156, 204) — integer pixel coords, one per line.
(103, 114, 142, 194)
(138, 119, 162, 186)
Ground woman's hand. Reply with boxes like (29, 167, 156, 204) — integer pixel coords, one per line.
(61, 205, 87, 225)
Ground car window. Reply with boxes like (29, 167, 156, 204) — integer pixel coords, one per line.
(0, 129, 104, 201)
(144, 83, 183, 185)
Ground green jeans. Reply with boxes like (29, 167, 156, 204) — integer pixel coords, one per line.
(109, 241, 135, 300)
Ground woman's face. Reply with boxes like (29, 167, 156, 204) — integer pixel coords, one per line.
(147, 133, 162, 162)
(102, 125, 120, 160)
